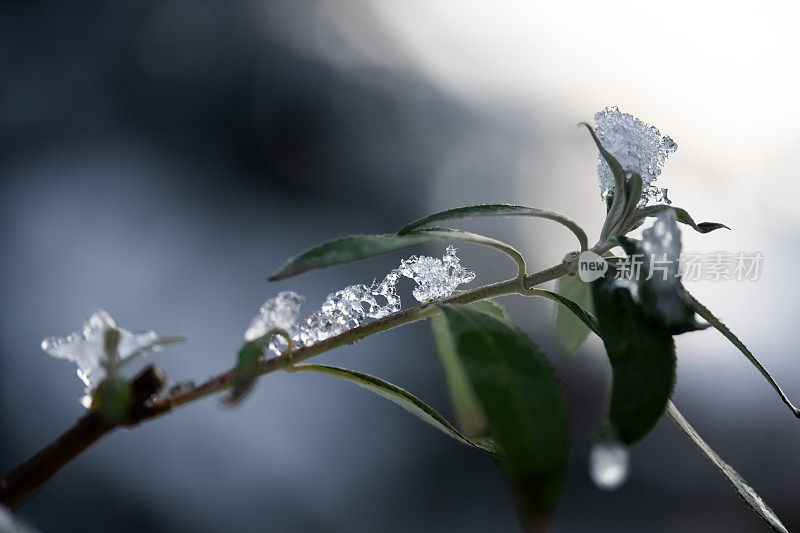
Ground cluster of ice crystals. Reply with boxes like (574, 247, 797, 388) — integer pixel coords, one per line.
(398, 246, 477, 302)
(41, 310, 164, 407)
(245, 291, 304, 341)
(594, 106, 677, 205)
(638, 210, 687, 323)
(614, 210, 701, 332)
(250, 246, 475, 356)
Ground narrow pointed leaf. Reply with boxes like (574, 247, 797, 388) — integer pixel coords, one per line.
(581, 123, 628, 240)
(553, 275, 596, 358)
(124, 335, 186, 363)
(686, 292, 800, 418)
(437, 304, 568, 529)
(269, 228, 523, 281)
(667, 402, 788, 533)
(526, 287, 600, 336)
(289, 363, 499, 455)
(223, 337, 269, 406)
(631, 205, 729, 235)
(592, 271, 676, 444)
(580, 122, 627, 196)
(397, 204, 588, 251)
(618, 172, 643, 232)
(525, 287, 600, 336)
(463, 299, 512, 323)
(431, 300, 511, 436)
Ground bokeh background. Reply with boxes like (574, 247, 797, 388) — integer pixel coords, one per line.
(2, 1, 799, 531)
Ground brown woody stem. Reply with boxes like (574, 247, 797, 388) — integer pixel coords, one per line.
(0, 260, 572, 509)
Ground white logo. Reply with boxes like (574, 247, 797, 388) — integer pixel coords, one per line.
(577, 251, 608, 282)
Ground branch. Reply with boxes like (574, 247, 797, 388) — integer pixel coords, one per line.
(0, 366, 166, 508)
(0, 260, 573, 509)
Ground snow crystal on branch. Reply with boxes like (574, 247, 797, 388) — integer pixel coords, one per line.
(248, 246, 475, 356)
(42, 310, 176, 407)
(595, 106, 677, 205)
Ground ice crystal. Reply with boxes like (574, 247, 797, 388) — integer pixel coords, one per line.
(638, 209, 688, 326)
(249, 246, 475, 356)
(245, 291, 304, 341)
(594, 106, 677, 205)
(615, 210, 702, 333)
(614, 210, 681, 299)
(399, 246, 477, 302)
(42, 310, 175, 407)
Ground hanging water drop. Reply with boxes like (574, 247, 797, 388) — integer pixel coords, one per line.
(589, 440, 630, 490)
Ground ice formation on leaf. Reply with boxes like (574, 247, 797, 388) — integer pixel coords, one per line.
(594, 106, 677, 205)
(615, 210, 704, 333)
(249, 246, 475, 356)
(42, 310, 179, 407)
(613, 210, 681, 297)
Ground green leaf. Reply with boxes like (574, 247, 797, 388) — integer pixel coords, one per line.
(437, 304, 568, 529)
(685, 292, 800, 419)
(619, 172, 643, 227)
(289, 363, 499, 455)
(592, 271, 676, 444)
(667, 402, 788, 533)
(463, 299, 512, 323)
(91, 375, 133, 424)
(223, 337, 269, 406)
(580, 122, 628, 240)
(580, 122, 626, 196)
(629, 205, 729, 235)
(525, 287, 600, 336)
(397, 204, 588, 251)
(553, 275, 596, 358)
(431, 300, 511, 436)
(269, 228, 524, 281)
(120, 334, 186, 367)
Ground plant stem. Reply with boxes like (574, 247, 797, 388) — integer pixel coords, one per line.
(0, 260, 573, 509)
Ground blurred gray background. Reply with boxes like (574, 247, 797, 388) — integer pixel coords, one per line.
(1, 1, 799, 531)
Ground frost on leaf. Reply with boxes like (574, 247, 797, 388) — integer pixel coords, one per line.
(42, 310, 179, 407)
(595, 106, 677, 205)
(615, 211, 704, 333)
(250, 246, 475, 356)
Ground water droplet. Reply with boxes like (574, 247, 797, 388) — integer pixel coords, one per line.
(589, 440, 630, 490)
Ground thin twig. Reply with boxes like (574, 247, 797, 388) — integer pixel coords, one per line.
(0, 366, 166, 508)
(0, 260, 573, 509)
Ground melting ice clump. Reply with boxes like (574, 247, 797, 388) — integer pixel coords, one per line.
(614, 210, 704, 333)
(244, 291, 304, 356)
(249, 246, 475, 356)
(594, 106, 677, 205)
(399, 246, 476, 301)
(42, 310, 174, 407)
